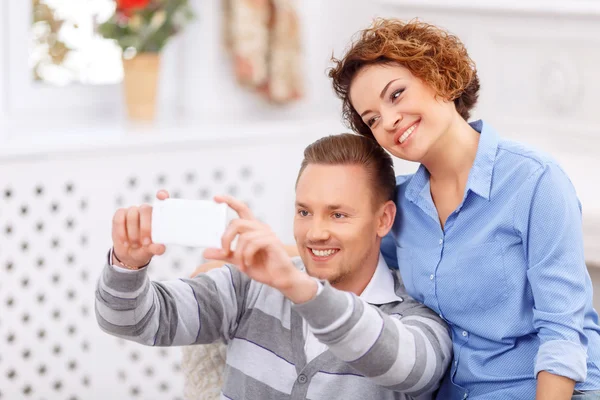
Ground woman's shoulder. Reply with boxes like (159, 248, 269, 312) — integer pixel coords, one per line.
(494, 137, 575, 197)
(395, 174, 415, 187)
(496, 137, 557, 171)
(394, 174, 415, 197)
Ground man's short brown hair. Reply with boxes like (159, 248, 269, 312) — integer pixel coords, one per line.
(296, 133, 396, 206)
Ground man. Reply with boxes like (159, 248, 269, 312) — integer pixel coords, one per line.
(96, 134, 451, 399)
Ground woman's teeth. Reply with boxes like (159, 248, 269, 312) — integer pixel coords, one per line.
(399, 123, 417, 144)
(311, 249, 338, 257)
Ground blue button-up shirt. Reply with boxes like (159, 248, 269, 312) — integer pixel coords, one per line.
(382, 120, 600, 398)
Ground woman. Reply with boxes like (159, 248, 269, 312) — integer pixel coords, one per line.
(327, 18, 600, 399)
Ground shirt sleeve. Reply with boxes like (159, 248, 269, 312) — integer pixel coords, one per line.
(381, 232, 399, 269)
(96, 250, 250, 346)
(292, 280, 451, 397)
(514, 163, 589, 382)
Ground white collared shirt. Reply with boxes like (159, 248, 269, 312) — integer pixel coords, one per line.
(303, 253, 403, 363)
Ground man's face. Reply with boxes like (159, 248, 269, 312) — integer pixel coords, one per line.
(293, 164, 391, 286)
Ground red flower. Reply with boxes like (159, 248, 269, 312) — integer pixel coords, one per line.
(116, 0, 151, 13)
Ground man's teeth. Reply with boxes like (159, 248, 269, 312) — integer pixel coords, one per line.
(311, 249, 337, 257)
(399, 123, 417, 144)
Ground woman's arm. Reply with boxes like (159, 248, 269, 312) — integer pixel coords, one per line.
(514, 163, 589, 397)
(536, 371, 575, 400)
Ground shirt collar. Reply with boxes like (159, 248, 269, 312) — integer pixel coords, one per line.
(293, 255, 403, 305)
(466, 120, 498, 200)
(360, 254, 404, 305)
(405, 119, 498, 203)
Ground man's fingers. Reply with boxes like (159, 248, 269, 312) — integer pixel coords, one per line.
(234, 232, 252, 270)
(156, 190, 170, 200)
(147, 243, 166, 256)
(112, 208, 128, 247)
(139, 204, 153, 246)
(203, 247, 233, 263)
(239, 231, 271, 267)
(220, 219, 263, 254)
(126, 207, 141, 248)
(214, 195, 255, 220)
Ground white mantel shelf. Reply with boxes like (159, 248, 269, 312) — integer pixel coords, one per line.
(377, 0, 600, 16)
(0, 117, 345, 161)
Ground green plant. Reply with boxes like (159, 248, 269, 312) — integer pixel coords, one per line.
(98, 0, 195, 54)
(32, 0, 71, 80)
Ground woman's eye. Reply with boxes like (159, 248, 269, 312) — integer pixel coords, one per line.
(390, 89, 404, 101)
(333, 213, 345, 219)
(298, 210, 309, 217)
(367, 116, 379, 127)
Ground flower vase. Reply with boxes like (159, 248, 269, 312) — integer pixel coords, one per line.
(122, 53, 161, 121)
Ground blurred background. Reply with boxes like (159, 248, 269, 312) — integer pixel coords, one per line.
(0, 0, 599, 399)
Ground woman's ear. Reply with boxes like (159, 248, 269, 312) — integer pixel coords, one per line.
(377, 200, 396, 238)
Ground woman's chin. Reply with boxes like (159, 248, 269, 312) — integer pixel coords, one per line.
(388, 147, 424, 163)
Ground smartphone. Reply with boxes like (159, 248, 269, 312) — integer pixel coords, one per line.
(151, 198, 228, 248)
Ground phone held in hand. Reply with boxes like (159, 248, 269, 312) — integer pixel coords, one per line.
(151, 198, 228, 248)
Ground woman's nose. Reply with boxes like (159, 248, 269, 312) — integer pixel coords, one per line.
(382, 109, 402, 133)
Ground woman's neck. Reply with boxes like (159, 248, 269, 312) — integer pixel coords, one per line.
(421, 116, 480, 184)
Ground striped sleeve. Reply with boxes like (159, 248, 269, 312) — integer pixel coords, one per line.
(95, 255, 250, 347)
(292, 281, 451, 397)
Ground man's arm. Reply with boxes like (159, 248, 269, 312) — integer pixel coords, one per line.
(96, 253, 250, 346)
(204, 195, 451, 397)
(97, 189, 252, 346)
(293, 280, 451, 397)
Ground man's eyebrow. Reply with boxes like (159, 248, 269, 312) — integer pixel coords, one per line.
(295, 202, 357, 213)
(327, 204, 357, 213)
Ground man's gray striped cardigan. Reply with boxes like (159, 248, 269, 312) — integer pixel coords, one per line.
(96, 256, 452, 399)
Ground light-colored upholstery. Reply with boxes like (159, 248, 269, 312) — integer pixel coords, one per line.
(182, 342, 227, 400)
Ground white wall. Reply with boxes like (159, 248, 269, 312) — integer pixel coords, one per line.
(174, 0, 383, 124)
(0, 0, 7, 128)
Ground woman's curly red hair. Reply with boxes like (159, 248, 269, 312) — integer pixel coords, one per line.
(329, 18, 480, 139)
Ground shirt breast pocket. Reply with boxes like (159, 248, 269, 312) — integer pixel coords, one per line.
(453, 241, 509, 311)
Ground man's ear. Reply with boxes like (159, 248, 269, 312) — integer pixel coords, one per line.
(377, 200, 396, 238)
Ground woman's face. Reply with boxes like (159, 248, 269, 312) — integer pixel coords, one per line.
(349, 64, 456, 162)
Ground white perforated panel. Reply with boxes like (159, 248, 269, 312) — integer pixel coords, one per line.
(0, 139, 305, 399)
(1, 172, 98, 400)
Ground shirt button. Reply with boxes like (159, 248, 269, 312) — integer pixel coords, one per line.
(463, 393, 468, 399)
(298, 374, 308, 384)
(455, 360, 458, 366)
(462, 331, 468, 337)
(439, 238, 443, 245)
(430, 274, 434, 280)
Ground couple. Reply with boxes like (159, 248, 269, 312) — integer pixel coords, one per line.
(96, 19, 600, 399)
